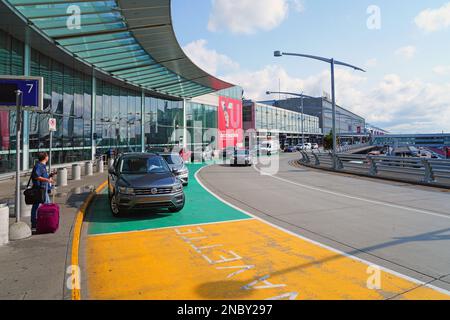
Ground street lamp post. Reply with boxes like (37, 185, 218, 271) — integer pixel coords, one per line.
(266, 90, 305, 146)
(274, 51, 365, 169)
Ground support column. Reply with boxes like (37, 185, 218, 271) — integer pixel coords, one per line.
(22, 42, 30, 170)
(141, 90, 145, 152)
(91, 73, 96, 161)
(183, 99, 187, 150)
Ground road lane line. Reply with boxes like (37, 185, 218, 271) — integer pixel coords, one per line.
(253, 164, 450, 221)
(196, 166, 450, 296)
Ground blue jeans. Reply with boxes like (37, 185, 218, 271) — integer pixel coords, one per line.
(31, 191, 50, 228)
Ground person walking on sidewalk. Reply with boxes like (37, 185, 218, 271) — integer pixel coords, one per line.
(30, 152, 54, 230)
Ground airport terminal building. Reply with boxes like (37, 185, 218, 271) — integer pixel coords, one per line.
(0, 0, 243, 175)
(261, 95, 367, 144)
(243, 100, 322, 147)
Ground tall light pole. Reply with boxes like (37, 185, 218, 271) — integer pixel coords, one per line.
(274, 51, 365, 168)
(266, 90, 305, 146)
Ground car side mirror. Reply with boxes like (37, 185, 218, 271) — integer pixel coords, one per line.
(108, 167, 116, 175)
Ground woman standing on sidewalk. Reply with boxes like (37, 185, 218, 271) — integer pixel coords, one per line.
(30, 152, 54, 230)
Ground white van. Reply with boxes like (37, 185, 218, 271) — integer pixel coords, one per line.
(259, 140, 280, 156)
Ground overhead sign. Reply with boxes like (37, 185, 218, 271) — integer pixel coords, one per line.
(0, 76, 44, 111)
(48, 118, 57, 132)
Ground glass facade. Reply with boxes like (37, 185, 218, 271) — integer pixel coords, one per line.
(321, 100, 365, 136)
(143, 97, 183, 148)
(95, 80, 142, 154)
(271, 97, 366, 137)
(29, 47, 93, 166)
(186, 102, 218, 150)
(253, 103, 321, 134)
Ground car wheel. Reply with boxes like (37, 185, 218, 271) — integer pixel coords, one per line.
(169, 203, 184, 213)
(108, 180, 112, 200)
(110, 193, 121, 217)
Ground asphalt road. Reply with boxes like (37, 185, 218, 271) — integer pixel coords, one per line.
(197, 153, 450, 292)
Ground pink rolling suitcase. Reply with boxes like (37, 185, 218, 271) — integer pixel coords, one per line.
(36, 204, 60, 234)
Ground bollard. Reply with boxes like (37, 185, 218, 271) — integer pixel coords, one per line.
(0, 203, 9, 247)
(57, 168, 68, 187)
(72, 164, 81, 181)
(0, 203, 8, 246)
(20, 182, 32, 218)
(97, 158, 104, 173)
(85, 161, 93, 176)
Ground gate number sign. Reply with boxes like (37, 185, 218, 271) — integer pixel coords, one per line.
(0, 76, 43, 110)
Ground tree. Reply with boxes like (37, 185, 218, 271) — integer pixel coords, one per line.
(323, 130, 333, 150)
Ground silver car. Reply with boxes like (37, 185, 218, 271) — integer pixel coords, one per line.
(108, 153, 185, 216)
(161, 153, 189, 186)
(231, 149, 254, 166)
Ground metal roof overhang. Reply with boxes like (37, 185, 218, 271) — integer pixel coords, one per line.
(2, 0, 234, 99)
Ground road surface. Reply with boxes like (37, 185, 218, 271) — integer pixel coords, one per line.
(198, 153, 450, 292)
(82, 154, 450, 299)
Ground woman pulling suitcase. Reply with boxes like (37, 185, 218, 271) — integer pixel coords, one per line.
(30, 152, 58, 233)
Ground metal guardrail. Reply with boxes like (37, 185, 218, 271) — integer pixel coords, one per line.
(299, 151, 450, 188)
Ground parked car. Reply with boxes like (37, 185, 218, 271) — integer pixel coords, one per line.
(222, 147, 236, 159)
(284, 145, 296, 153)
(231, 149, 254, 166)
(259, 140, 280, 156)
(161, 153, 189, 186)
(108, 153, 185, 216)
(296, 143, 312, 151)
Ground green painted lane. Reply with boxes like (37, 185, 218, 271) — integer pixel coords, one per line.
(87, 164, 250, 235)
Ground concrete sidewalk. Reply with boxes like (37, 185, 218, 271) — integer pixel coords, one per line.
(0, 170, 107, 300)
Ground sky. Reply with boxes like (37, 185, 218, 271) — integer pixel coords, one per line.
(172, 0, 450, 134)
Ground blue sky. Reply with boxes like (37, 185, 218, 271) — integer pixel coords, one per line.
(172, 0, 450, 133)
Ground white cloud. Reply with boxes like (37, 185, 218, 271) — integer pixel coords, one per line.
(182, 39, 240, 75)
(234, 68, 450, 133)
(395, 46, 416, 60)
(207, 0, 303, 34)
(184, 39, 450, 134)
(415, 2, 450, 32)
(433, 65, 450, 75)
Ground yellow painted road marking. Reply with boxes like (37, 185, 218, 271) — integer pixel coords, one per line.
(71, 181, 108, 300)
(86, 219, 449, 300)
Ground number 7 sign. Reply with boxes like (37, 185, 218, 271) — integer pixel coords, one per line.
(0, 75, 43, 111)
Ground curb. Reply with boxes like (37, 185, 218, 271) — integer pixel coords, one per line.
(70, 180, 108, 300)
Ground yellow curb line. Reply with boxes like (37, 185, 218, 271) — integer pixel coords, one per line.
(71, 180, 108, 301)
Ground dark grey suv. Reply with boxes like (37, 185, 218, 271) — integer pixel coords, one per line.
(108, 153, 185, 216)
